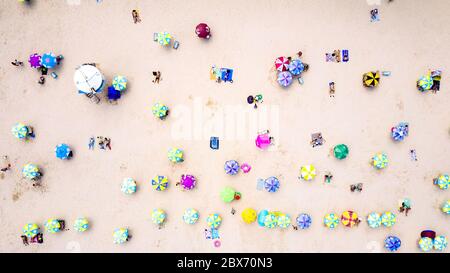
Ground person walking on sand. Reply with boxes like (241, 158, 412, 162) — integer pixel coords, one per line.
(20, 235, 29, 246)
(132, 10, 141, 24)
(11, 59, 23, 66)
(38, 76, 45, 85)
(105, 137, 112, 150)
(329, 82, 335, 97)
(410, 149, 417, 161)
(97, 137, 105, 150)
(88, 137, 95, 150)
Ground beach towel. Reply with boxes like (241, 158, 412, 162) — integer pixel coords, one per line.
(342, 50, 349, 62)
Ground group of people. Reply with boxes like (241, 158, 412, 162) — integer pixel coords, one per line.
(88, 137, 112, 150)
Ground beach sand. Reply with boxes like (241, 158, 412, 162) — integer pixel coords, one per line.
(0, 0, 449, 253)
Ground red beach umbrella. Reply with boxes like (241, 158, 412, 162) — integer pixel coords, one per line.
(275, 56, 289, 72)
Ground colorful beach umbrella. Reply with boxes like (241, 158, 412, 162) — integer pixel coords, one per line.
(277, 214, 291, 229)
(324, 213, 340, 229)
(275, 57, 289, 72)
(183, 208, 199, 225)
(195, 23, 211, 39)
(12, 123, 28, 139)
(157, 32, 172, 46)
(55, 144, 71, 160)
(442, 200, 450, 214)
(180, 174, 196, 190)
(152, 103, 169, 119)
(435, 174, 449, 190)
(168, 148, 183, 163)
(264, 176, 280, 193)
(341, 210, 359, 228)
(206, 213, 222, 229)
(74, 217, 89, 232)
(300, 165, 316, 181)
(112, 75, 127, 91)
(151, 209, 166, 225)
(384, 236, 401, 252)
(41, 53, 57, 69)
(264, 213, 278, 229)
(23, 223, 39, 238)
(224, 160, 240, 175)
(121, 177, 137, 194)
(417, 75, 433, 91)
(333, 144, 349, 160)
(28, 53, 41, 68)
(381, 212, 396, 227)
(255, 133, 272, 149)
(433, 235, 448, 251)
(363, 71, 380, 88)
(74, 64, 105, 94)
(113, 228, 128, 244)
(241, 208, 257, 224)
(220, 187, 238, 203)
(418, 237, 433, 252)
(151, 175, 168, 191)
(45, 218, 61, 234)
(296, 213, 312, 229)
(277, 71, 293, 87)
(372, 153, 388, 169)
(391, 123, 409, 141)
(22, 163, 40, 180)
(288, 59, 304, 76)
(367, 212, 382, 228)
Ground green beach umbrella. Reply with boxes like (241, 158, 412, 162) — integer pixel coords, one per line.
(151, 209, 166, 225)
(168, 148, 183, 163)
(183, 208, 199, 225)
(22, 163, 40, 180)
(113, 228, 129, 244)
(381, 212, 396, 227)
(220, 187, 240, 203)
(418, 237, 433, 252)
(23, 223, 39, 238)
(152, 102, 169, 119)
(12, 123, 28, 139)
(74, 218, 89, 232)
(277, 214, 291, 229)
(112, 75, 127, 91)
(206, 213, 222, 229)
(333, 144, 349, 160)
(45, 218, 61, 234)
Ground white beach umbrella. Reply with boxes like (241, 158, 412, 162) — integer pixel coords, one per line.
(74, 65, 105, 94)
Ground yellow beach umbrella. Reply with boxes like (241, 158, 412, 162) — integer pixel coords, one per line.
(241, 208, 257, 224)
(300, 165, 316, 181)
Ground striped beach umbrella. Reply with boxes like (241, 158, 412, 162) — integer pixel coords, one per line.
(277, 71, 293, 87)
(74, 217, 89, 232)
(112, 75, 127, 91)
(152, 103, 169, 119)
(435, 174, 449, 190)
(417, 75, 433, 91)
(341, 210, 359, 228)
(372, 153, 388, 169)
(151, 175, 168, 191)
(296, 213, 312, 229)
(275, 57, 289, 72)
(264, 176, 280, 193)
(157, 32, 172, 46)
(183, 208, 199, 225)
(45, 218, 61, 233)
(384, 236, 401, 252)
(12, 123, 28, 139)
(277, 214, 291, 229)
(288, 59, 304, 76)
(324, 213, 339, 229)
(22, 163, 40, 180)
(367, 212, 382, 228)
(363, 71, 380, 88)
(113, 228, 128, 244)
(41, 53, 57, 69)
(264, 213, 278, 229)
(23, 223, 39, 238)
(300, 165, 316, 181)
(151, 209, 166, 225)
(333, 144, 349, 160)
(55, 144, 71, 160)
(442, 200, 450, 214)
(381, 212, 396, 227)
(206, 213, 222, 229)
(28, 53, 41, 68)
(180, 174, 196, 190)
(418, 237, 433, 252)
(121, 177, 137, 194)
(433, 235, 448, 251)
(224, 160, 240, 175)
(241, 208, 257, 224)
(168, 148, 183, 163)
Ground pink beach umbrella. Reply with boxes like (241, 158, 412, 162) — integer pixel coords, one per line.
(180, 174, 196, 190)
(275, 56, 289, 72)
(195, 23, 211, 39)
(28, 53, 41, 68)
(255, 133, 272, 149)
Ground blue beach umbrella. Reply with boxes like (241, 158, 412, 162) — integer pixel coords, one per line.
(107, 86, 121, 100)
(55, 144, 71, 160)
(264, 176, 280, 193)
(384, 236, 401, 252)
(257, 210, 269, 227)
(41, 53, 57, 69)
(224, 160, 240, 175)
(288, 59, 304, 76)
(296, 213, 312, 229)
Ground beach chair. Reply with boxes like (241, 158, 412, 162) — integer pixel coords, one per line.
(85, 92, 100, 104)
(173, 41, 180, 49)
(342, 49, 349, 62)
(153, 33, 158, 42)
(311, 133, 324, 147)
(210, 137, 219, 150)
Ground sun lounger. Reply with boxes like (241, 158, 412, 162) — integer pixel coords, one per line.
(173, 41, 180, 49)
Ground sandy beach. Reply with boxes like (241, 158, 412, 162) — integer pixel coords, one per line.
(0, 0, 449, 253)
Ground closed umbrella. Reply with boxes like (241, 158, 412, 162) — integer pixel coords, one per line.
(264, 176, 280, 193)
(224, 160, 240, 175)
(296, 213, 312, 229)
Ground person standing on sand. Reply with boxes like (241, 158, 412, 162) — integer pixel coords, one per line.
(88, 137, 95, 150)
(132, 10, 141, 24)
(20, 235, 29, 246)
(97, 137, 105, 150)
(329, 82, 335, 97)
(152, 71, 161, 83)
(105, 138, 112, 150)
(38, 76, 45, 85)
(410, 149, 417, 161)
